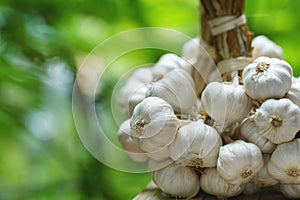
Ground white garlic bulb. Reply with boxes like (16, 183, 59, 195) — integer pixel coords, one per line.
(242, 56, 293, 100)
(118, 119, 148, 162)
(152, 164, 200, 199)
(120, 67, 153, 116)
(254, 98, 300, 144)
(240, 118, 276, 153)
(267, 139, 300, 184)
(182, 37, 199, 66)
(169, 121, 222, 168)
(286, 81, 300, 107)
(201, 77, 253, 132)
(200, 168, 244, 199)
(152, 53, 191, 78)
(147, 69, 198, 119)
(130, 97, 179, 161)
(251, 35, 283, 59)
(217, 140, 263, 184)
(252, 154, 278, 187)
(280, 184, 300, 199)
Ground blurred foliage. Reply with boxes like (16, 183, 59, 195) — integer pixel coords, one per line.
(1, 0, 300, 199)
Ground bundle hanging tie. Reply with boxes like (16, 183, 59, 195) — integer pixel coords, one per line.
(208, 14, 246, 36)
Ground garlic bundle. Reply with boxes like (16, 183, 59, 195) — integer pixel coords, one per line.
(152, 53, 191, 78)
(200, 168, 244, 199)
(267, 139, 300, 184)
(280, 184, 300, 199)
(242, 56, 293, 100)
(217, 140, 263, 184)
(253, 98, 300, 144)
(286, 81, 300, 107)
(240, 118, 276, 153)
(201, 77, 253, 131)
(251, 35, 283, 59)
(120, 67, 153, 116)
(152, 164, 200, 199)
(147, 69, 198, 119)
(251, 154, 278, 187)
(130, 97, 179, 161)
(169, 121, 222, 168)
(118, 119, 149, 162)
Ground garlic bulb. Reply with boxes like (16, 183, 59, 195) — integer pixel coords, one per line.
(280, 184, 300, 199)
(217, 140, 263, 184)
(147, 69, 198, 119)
(240, 118, 276, 153)
(118, 119, 148, 162)
(252, 154, 278, 187)
(242, 56, 293, 100)
(286, 81, 300, 107)
(200, 168, 244, 199)
(152, 53, 191, 78)
(243, 182, 260, 195)
(152, 164, 200, 199)
(253, 98, 300, 144)
(201, 77, 253, 131)
(267, 139, 300, 184)
(130, 97, 179, 161)
(182, 37, 199, 66)
(251, 35, 283, 59)
(169, 121, 222, 168)
(120, 67, 153, 115)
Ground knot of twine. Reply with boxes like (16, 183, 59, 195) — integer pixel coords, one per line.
(208, 14, 246, 36)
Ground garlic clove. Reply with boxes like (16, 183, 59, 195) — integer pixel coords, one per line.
(152, 164, 200, 199)
(201, 76, 253, 132)
(251, 154, 279, 187)
(200, 168, 244, 199)
(118, 119, 149, 162)
(242, 56, 293, 100)
(148, 68, 198, 119)
(130, 97, 179, 157)
(254, 98, 300, 144)
(169, 121, 222, 168)
(267, 139, 300, 184)
(251, 35, 283, 59)
(280, 184, 300, 199)
(240, 118, 276, 153)
(217, 140, 263, 184)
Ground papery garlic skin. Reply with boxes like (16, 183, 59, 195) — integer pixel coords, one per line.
(130, 97, 179, 161)
(152, 53, 191, 78)
(280, 184, 300, 199)
(267, 139, 300, 184)
(120, 67, 153, 116)
(201, 77, 253, 131)
(286, 81, 300, 107)
(152, 164, 200, 199)
(169, 121, 222, 168)
(252, 154, 278, 187)
(251, 35, 283, 59)
(240, 118, 276, 153)
(217, 140, 263, 184)
(148, 69, 198, 119)
(200, 168, 244, 199)
(118, 119, 149, 162)
(242, 56, 293, 100)
(254, 98, 300, 144)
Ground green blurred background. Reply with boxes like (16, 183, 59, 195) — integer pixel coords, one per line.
(1, 0, 300, 199)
